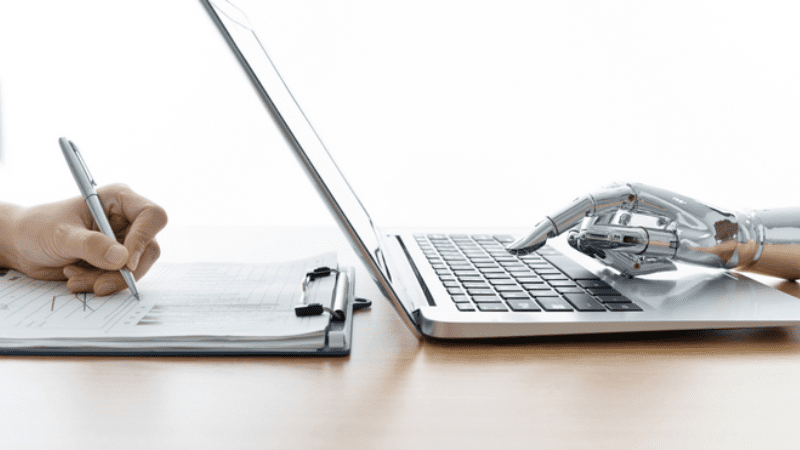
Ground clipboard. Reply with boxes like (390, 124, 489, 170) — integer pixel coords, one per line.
(0, 254, 368, 356)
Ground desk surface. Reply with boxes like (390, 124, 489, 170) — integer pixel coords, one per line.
(3, 226, 800, 450)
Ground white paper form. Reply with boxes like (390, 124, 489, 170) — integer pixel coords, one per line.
(0, 253, 337, 344)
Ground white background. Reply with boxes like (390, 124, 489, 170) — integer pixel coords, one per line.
(0, 0, 798, 229)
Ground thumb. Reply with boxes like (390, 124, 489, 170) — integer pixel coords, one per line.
(55, 225, 130, 270)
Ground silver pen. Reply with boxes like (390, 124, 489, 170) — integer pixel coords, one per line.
(58, 137, 140, 299)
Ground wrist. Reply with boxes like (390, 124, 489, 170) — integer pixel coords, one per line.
(730, 211, 763, 269)
(0, 202, 23, 269)
(736, 208, 800, 279)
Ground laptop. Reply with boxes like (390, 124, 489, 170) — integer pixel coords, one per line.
(201, 0, 800, 338)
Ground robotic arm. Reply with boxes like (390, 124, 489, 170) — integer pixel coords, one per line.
(506, 183, 800, 280)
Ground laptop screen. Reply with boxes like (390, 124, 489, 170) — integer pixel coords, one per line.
(202, 0, 392, 286)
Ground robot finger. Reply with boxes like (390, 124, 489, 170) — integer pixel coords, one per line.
(572, 223, 678, 258)
(506, 184, 637, 255)
(568, 230, 677, 277)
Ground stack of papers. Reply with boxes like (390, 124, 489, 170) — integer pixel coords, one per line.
(0, 253, 339, 353)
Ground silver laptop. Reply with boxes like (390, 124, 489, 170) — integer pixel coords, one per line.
(202, 0, 800, 338)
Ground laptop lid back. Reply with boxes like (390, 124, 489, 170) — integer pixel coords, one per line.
(201, 0, 421, 333)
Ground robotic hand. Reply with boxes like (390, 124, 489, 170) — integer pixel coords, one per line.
(506, 182, 800, 280)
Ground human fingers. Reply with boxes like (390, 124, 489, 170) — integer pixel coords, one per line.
(97, 184, 168, 271)
(130, 240, 161, 280)
(64, 240, 161, 296)
(54, 225, 130, 271)
(65, 264, 129, 296)
(64, 264, 102, 294)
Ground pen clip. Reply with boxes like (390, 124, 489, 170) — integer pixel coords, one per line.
(69, 141, 96, 188)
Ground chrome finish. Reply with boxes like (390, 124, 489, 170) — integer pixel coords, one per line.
(507, 184, 635, 255)
(505, 219, 557, 256)
(511, 183, 800, 279)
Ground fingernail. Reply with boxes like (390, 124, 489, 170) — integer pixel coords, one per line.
(104, 245, 128, 266)
(63, 266, 80, 278)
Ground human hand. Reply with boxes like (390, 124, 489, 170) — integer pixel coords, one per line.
(0, 184, 167, 295)
(506, 182, 800, 278)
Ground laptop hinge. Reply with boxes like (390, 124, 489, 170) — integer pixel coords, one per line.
(395, 236, 436, 306)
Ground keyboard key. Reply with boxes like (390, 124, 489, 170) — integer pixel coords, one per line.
(510, 272, 538, 280)
(462, 282, 490, 288)
(477, 303, 508, 312)
(456, 303, 476, 311)
(495, 285, 524, 292)
(577, 280, 611, 288)
(521, 282, 547, 289)
(605, 302, 643, 312)
(516, 277, 541, 284)
(564, 294, 606, 312)
(467, 288, 495, 296)
(587, 288, 621, 296)
(454, 270, 479, 276)
(485, 273, 512, 279)
(540, 273, 569, 280)
(548, 280, 578, 288)
(472, 295, 503, 303)
(443, 281, 461, 288)
(489, 278, 517, 285)
(506, 299, 541, 311)
(451, 295, 472, 303)
(535, 297, 574, 312)
(596, 295, 633, 304)
(555, 287, 585, 294)
(529, 289, 560, 297)
(471, 234, 494, 240)
(499, 261, 527, 268)
(494, 256, 519, 262)
(470, 258, 495, 264)
(447, 288, 464, 295)
(544, 255, 597, 280)
(500, 291, 531, 299)
(507, 269, 537, 277)
(457, 274, 484, 282)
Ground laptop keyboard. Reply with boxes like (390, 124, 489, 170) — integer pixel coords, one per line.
(414, 234, 643, 313)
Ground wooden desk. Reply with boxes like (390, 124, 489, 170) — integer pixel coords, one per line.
(3, 227, 800, 449)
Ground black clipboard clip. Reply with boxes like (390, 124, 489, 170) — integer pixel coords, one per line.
(294, 267, 343, 320)
(294, 267, 371, 320)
